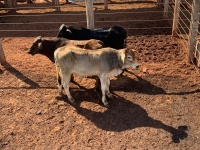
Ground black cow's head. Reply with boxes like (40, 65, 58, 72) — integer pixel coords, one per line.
(57, 24, 73, 39)
(28, 36, 43, 55)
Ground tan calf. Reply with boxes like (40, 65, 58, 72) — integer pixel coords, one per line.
(54, 46, 139, 107)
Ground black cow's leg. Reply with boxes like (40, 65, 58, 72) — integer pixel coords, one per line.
(94, 78, 101, 92)
(70, 73, 76, 83)
(55, 62, 63, 96)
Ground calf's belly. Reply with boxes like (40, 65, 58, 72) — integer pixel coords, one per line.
(71, 66, 100, 77)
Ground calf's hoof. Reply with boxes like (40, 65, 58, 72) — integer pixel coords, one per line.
(68, 98, 76, 105)
(107, 93, 114, 99)
(59, 92, 65, 98)
(103, 101, 110, 108)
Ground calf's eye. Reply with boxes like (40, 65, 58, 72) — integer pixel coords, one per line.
(127, 56, 132, 60)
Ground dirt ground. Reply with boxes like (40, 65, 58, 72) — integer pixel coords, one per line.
(1, 1, 200, 150)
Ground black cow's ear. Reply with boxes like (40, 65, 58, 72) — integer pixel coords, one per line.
(38, 42, 42, 49)
(36, 36, 43, 42)
(37, 36, 43, 49)
(34, 36, 42, 43)
(37, 36, 41, 40)
(66, 29, 72, 35)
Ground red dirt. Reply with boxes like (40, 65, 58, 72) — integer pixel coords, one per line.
(1, 1, 200, 149)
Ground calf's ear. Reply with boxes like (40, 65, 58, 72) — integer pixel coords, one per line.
(125, 48, 137, 53)
(124, 48, 131, 53)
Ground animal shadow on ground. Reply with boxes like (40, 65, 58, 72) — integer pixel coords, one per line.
(72, 92, 188, 143)
(114, 70, 200, 95)
(2, 63, 40, 88)
(57, 70, 188, 143)
(56, 69, 194, 143)
(111, 70, 166, 95)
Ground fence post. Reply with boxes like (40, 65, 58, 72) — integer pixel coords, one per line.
(195, 41, 200, 67)
(163, 0, 169, 18)
(27, 0, 32, 4)
(54, 0, 60, 11)
(172, 0, 180, 36)
(188, 0, 200, 63)
(85, 0, 94, 30)
(157, 0, 163, 8)
(6, 0, 17, 8)
(104, 0, 108, 10)
(0, 41, 7, 66)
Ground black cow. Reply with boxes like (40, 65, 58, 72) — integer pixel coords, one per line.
(57, 24, 127, 49)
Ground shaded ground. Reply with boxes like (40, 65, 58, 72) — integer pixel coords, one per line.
(1, 0, 200, 149)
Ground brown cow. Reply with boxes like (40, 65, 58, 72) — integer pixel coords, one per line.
(28, 36, 104, 62)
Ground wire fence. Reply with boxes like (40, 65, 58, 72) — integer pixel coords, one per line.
(165, 0, 200, 67)
(168, 0, 191, 49)
(179, 0, 200, 67)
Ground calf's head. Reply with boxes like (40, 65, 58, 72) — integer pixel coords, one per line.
(28, 36, 43, 55)
(123, 48, 139, 69)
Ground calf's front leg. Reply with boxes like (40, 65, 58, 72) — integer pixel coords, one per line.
(61, 73, 75, 104)
(105, 78, 114, 99)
